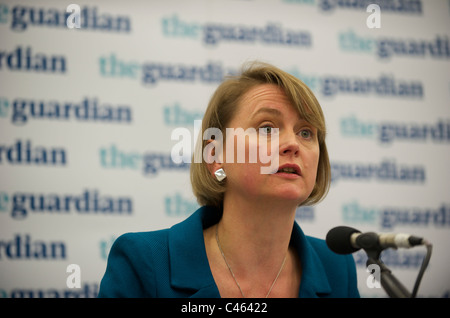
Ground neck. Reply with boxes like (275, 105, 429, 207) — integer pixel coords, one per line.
(217, 192, 298, 275)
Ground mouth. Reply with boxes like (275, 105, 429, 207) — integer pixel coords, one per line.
(275, 164, 302, 177)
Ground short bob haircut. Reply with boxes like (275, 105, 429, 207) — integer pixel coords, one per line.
(190, 61, 330, 208)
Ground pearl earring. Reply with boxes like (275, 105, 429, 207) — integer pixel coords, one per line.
(214, 168, 226, 181)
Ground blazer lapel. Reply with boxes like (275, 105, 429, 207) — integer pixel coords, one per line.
(168, 207, 221, 297)
(292, 222, 332, 298)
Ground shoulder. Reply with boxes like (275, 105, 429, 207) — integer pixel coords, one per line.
(112, 229, 170, 253)
(98, 229, 170, 298)
(107, 229, 171, 267)
(98, 208, 215, 298)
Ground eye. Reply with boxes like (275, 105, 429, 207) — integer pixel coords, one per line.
(259, 124, 276, 135)
(261, 126, 272, 134)
(299, 129, 312, 139)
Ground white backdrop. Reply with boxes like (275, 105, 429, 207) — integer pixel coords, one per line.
(1, 0, 449, 298)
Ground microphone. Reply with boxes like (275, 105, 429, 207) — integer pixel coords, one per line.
(326, 226, 425, 255)
(326, 225, 432, 298)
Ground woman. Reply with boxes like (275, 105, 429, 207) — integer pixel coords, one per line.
(98, 62, 360, 298)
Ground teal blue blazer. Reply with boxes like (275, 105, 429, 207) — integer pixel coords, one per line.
(98, 206, 360, 298)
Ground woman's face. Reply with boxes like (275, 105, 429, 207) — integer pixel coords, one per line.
(219, 84, 320, 207)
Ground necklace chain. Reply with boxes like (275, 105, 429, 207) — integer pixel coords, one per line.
(215, 224, 287, 298)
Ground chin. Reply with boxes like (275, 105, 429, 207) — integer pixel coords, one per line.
(272, 191, 307, 204)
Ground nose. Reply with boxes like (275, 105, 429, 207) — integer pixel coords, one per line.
(279, 131, 300, 157)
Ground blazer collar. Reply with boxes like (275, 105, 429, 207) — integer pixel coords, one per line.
(168, 206, 331, 298)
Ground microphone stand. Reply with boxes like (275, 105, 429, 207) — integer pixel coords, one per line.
(366, 254, 411, 298)
(358, 233, 411, 298)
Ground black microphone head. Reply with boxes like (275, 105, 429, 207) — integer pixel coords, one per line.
(326, 226, 362, 255)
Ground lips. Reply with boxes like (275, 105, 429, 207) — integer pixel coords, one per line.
(276, 164, 301, 176)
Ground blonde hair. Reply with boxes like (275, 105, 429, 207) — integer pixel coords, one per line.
(190, 61, 330, 207)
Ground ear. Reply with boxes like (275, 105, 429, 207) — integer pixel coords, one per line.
(204, 139, 223, 177)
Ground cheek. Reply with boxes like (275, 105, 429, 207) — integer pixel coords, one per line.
(226, 163, 262, 195)
(303, 147, 320, 182)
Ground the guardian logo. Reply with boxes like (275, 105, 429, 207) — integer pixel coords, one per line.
(288, 68, 423, 98)
(3, 96, 132, 125)
(0, 46, 66, 74)
(342, 200, 450, 230)
(341, 115, 450, 144)
(99, 144, 189, 176)
(0, 4, 131, 32)
(99, 54, 232, 87)
(0, 234, 66, 260)
(161, 14, 312, 48)
(317, 0, 422, 14)
(339, 29, 450, 60)
(331, 159, 426, 184)
(0, 189, 133, 220)
(0, 140, 66, 166)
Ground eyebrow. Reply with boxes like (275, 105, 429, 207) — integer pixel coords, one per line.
(250, 107, 283, 119)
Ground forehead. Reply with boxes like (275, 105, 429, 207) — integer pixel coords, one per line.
(238, 84, 294, 116)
